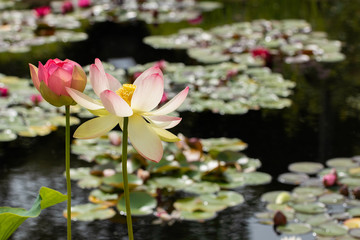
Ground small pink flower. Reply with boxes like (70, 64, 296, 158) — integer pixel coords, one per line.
(188, 15, 203, 25)
(78, 0, 91, 8)
(103, 169, 116, 177)
(323, 169, 337, 187)
(62, 1, 74, 14)
(251, 47, 271, 61)
(31, 94, 43, 105)
(29, 58, 87, 107)
(0, 87, 9, 97)
(226, 69, 238, 79)
(108, 131, 121, 146)
(34, 6, 51, 18)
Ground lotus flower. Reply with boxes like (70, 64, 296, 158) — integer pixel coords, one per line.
(34, 6, 51, 18)
(78, 0, 91, 8)
(322, 168, 337, 187)
(62, 1, 74, 14)
(30, 94, 43, 105)
(29, 59, 87, 107)
(251, 47, 271, 62)
(66, 59, 189, 162)
(0, 87, 9, 97)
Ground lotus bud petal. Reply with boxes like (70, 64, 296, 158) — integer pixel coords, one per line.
(273, 210, 287, 227)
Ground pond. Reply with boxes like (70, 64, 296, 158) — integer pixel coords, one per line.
(1, 0, 360, 239)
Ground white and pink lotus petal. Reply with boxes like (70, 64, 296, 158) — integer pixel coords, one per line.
(145, 115, 181, 129)
(47, 67, 72, 96)
(100, 90, 133, 117)
(106, 73, 122, 91)
(133, 66, 163, 86)
(90, 64, 110, 96)
(74, 114, 119, 139)
(132, 73, 164, 112)
(128, 114, 163, 162)
(150, 87, 189, 116)
(66, 87, 104, 110)
(151, 127, 180, 142)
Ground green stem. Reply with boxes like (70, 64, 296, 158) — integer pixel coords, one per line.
(65, 105, 72, 240)
(122, 117, 134, 240)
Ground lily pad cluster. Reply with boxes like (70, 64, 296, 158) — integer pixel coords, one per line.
(0, 9, 87, 53)
(144, 19, 345, 65)
(68, 131, 271, 222)
(0, 74, 80, 142)
(256, 157, 360, 239)
(128, 61, 295, 114)
(59, 0, 222, 24)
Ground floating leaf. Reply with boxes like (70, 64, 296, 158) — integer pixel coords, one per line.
(183, 182, 220, 195)
(277, 172, 309, 185)
(69, 203, 116, 221)
(318, 193, 345, 205)
(117, 192, 156, 216)
(288, 162, 324, 174)
(103, 173, 142, 190)
(292, 202, 327, 214)
(180, 210, 217, 221)
(313, 223, 348, 237)
(326, 158, 358, 169)
(344, 218, 360, 229)
(276, 223, 312, 235)
(0, 187, 66, 240)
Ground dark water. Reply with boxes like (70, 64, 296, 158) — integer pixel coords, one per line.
(2, 0, 360, 239)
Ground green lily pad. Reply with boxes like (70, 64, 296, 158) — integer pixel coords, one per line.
(174, 197, 226, 213)
(348, 208, 360, 217)
(69, 203, 116, 221)
(49, 116, 80, 126)
(103, 173, 142, 190)
(276, 223, 312, 235)
(0, 130, 17, 142)
(183, 182, 220, 195)
(180, 210, 217, 221)
(313, 223, 348, 237)
(199, 191, 245, 207)
(318, 193, 345, 205)
(89, 189, 119, 203)
(277, 172, 309, 185)
(218, 171, 271, 189)
(326, 158, 358, 169)
(293, 186, 326, 197)
(339, 177, 360, 187)
(201, 138, 247, 153)
(261, 191, 291, 203)
(349, 228, 360, 238)
(292, 202, 327, 214)
(305, 213, 333, 227)
(117, 192, 157, 216)
(288, 162, 324, 174)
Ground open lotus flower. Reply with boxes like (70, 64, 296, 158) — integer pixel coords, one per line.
(66, 59, 189, 162)
(29, 59, 87, 107)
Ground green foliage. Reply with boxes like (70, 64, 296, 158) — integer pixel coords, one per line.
(0, 187, 67, 240)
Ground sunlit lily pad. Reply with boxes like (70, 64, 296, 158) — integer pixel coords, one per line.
(339, 178, 360, 187)
(199, 191, 244, 207)
(117, 192, 156, 216)
(174, 197, 226, 213)
(147, 176, 193, 191)
(344, 218, 360, 229)
(305, 213, 334, 227)
(277, 172, 309, 185)
(103, 173, 142, 189)
(180, 210, 217, 221)
(201, 138, 247, 153)
(326, 158, 358, 169)
(288, 162, 324, 174)
(313, 223, 348, 237)
(183, 182, 220, 195)
(276, 223, 312, 235)
(89, 189, 118, 206)
(292, 202, 327, 214)
(218, 171, 272, 189)
(348, 208, 360, 217)
(293, 186, 326, 197)
(69, 203, 116, 221)
(261, 191, 291, 203)
(318, 193, 345, 205)
(0, 130, 17, 142)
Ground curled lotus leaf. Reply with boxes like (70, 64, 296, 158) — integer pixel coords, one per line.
(117, 192, 156, 216)
(288, 161, 324, 174)
(276, 223, 312, 235)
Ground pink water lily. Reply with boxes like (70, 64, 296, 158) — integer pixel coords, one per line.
(66, 59, 189, 162)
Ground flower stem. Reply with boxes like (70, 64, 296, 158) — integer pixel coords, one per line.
(65, 105, 72, 240)
(122, 117, 134, 240)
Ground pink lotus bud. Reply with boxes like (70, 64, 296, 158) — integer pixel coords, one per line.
(251, 47, 271, 61)
(322, 169, 337, 187)
(62, 1, 74, 14)
(29, 58, 87, 107)
(34, 6, 51, 18)
(0, 87, 9, 97)
(108, 131, 121, 146)
(30, 94, 43, 105)
(78, 0, 91, 8)
(188, 15, 203, 25)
